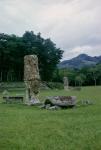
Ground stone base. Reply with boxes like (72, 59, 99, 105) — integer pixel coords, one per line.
(30, 98, 41, 105)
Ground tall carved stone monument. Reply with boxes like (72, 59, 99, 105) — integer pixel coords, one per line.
(63, 76, 69, 90)
(24, 55, 40, 105)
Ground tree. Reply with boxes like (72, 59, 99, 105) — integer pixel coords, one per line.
(0, 31, 63, 81)
(89, 67, 99, 86)
(75, 76, 82, 86)
(22, 31, 63, 81)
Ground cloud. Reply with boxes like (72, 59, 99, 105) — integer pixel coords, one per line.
(63, 44, 101, 60)
(0, 0, 101, 59)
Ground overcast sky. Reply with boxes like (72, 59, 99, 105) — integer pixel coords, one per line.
(0, 0, 101, 60)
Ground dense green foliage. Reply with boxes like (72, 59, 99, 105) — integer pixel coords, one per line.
(0, 32, 63, 81)
(53, 64, 101, 86)
(0, 86, 101, 150)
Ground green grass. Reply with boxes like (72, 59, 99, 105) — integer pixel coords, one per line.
(0, 86, 101, 150)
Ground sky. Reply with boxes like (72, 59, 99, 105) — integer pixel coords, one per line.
(0, 0, 101, 60)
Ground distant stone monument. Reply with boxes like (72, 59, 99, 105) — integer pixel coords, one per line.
(63, 76, 69, 90)
(24, 55, 40, 105)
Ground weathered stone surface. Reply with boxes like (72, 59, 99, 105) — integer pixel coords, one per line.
(63, 77, 69, 90)
(48, 106, 61, 110)
(30, 98, 41, 105)
(24, 55, 40, 105)
(45, 104, 51, 109)
(24, 55, 40, 81)
(44, 96, 76, 108)
(39, 104, 61, 110)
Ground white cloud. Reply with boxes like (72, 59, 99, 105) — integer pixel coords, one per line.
(0, 0, 101, 59)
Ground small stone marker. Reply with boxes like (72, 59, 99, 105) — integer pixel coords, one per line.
(24, 55, 40, 105)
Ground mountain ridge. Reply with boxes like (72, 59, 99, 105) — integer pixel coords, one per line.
(58, 54, 101, 69)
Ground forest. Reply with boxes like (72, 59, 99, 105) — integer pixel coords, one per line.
(0, 31, 101, 86)
(0, 31, 63, 81)
(53, 64, 101, 86)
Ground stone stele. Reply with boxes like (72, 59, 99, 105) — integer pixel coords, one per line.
(24, 55, 40, 105)
(63, 76, 69, 90)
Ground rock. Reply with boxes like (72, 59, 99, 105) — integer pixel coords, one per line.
(48, 106, 61, 110)
(44, 96, 76, 108)
(39, 104, 46, 109)
(30, 98, 41, 105)
(45, 104, 51, 109)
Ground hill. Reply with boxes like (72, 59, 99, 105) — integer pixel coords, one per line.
(58, 54, 101, 69)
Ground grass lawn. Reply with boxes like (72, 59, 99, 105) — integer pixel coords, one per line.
(0, 86, 101, 150)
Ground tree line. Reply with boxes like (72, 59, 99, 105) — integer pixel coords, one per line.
(0, 31, 63, 81)
(52, 64, 101, 86)
(0, 31, 100, 86)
